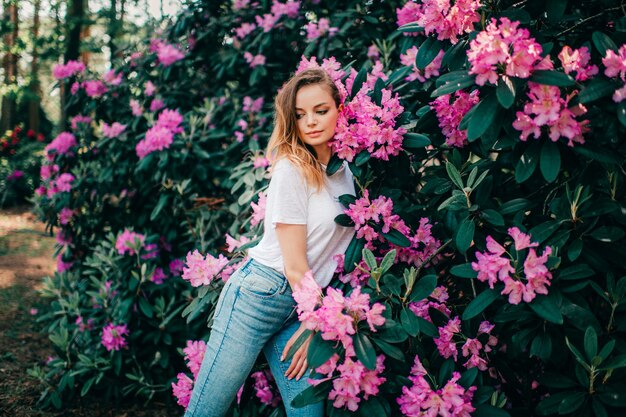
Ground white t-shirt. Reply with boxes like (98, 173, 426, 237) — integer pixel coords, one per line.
(248, 157, 356, 288)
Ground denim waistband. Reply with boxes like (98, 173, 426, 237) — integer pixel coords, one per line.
(242, 258, 286, 282)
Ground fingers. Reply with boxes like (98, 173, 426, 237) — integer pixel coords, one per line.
(285, 350, 308, 380)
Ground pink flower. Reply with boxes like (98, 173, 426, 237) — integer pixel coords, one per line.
(558, 46, 599, 81)
(101, 323, 129, 351)
(328, 356, 386, 411)
(150, 267, 167, 284)
(305, 18, 338, 41)
(130, 99, 143, 116)
(169, 259, 185, 276)
(54, 173, 75, 193)
(183, 340, 207, 379)
(102, 69, 123, 85)
(57, 254, 73, 272)
(501, 276, 526, 304)
(59, 207, 74, 225)
(400, 46, 444, 83)
(507, 227, 538, 251)
(136, 126, 173, 159)
(52, 60, 85, 79)
(243, 51, 266, 68)
(156, 42, 185, 66)
(367, 44, 379, 60)
(235, 22, 257, 39)
(243, 96, 264, 113)
(156, 109, 184, 133)
(70, 115, 92, 130)
(613, 85, 626, 103)
(46, 132, 76, 157)
(602, 45, 626, 81)
(172, 373, 193, 408)
(431, 90, 480, 148)
(250, 192, 267, 226)
(144, 81, 156, 96)
(468, 18, 542, 86)
(83, 80, 108, 98)
(181, 249, 229, 287)
(150, 98, 165, 112)
(253, 156, 270, 168)
(102, 122, 127, 138)
(225, 233, 251, 252)
(292, 271, 322, 320)
(115, 229, 146, 255)
(251, 370, 282, 407)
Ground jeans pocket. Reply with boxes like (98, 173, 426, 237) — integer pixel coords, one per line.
(240, 271, 285, 299)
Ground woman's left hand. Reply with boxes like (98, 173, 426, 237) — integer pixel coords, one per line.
(281, 321, 313, 381)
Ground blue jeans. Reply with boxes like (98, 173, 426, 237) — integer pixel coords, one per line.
(184, 258, 324, 417)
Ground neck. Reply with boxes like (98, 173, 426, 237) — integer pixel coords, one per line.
(313, 144, 331, 165)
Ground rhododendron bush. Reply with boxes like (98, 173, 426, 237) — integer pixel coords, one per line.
(33, 0, 626, 416)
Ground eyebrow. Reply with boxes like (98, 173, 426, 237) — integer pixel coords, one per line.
(295, 102, 329, 110)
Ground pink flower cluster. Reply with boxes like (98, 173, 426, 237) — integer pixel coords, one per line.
(434, 317, 498, 370)
(101, 323, 129, 351)
(172, 339, 207, 408)
(172, 373, 193, 408)
(250, 192, 267, 227)
(45, 132, 76, 159)
(344, 190, 409, 246)
(156, 42, 185, 66)
(400, 46, 444, 83)
(243, 96, 264, 113)
(59, 207, 74, 225)
(395, 217, 442, 268)
(255, 0, 300, 32)
(512, 82, 589, 146)
(397, 356, 476, 417)
(52, 60, 85, 79)
(409, 285, 451, 322)
(83, 80, 108, 98)
(243, 52, 266, 68)
(181, 249, 229, 287)
(468, 18, 543, 86)
(115, 229, 146, 256)
(471, 227, 553, 304)
(235, 22, 257, 39)
(396, 0, 481, 44)
(602, 45, 626, 103)
(225, 233, 251, 252)
(102, 122, 127, 138)
(431, 90, 480, 148)
(305, 18, 338, 41)
(332, 87, 406, 162)
(293, 272, 386, 343)
(296, 56, 348, 102)
(71, 114, 92, 130)
(251, 370, 282, 407)
(103, 69, 123, 85)
(136, 108, 183, 159)
(558, 46, 599, 82)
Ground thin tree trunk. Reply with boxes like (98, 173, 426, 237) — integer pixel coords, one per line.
(28, 0, 41, 134)
(61, 0, 86, 129)
(1, 1, 19, 133)
(108, 0, 118, 63)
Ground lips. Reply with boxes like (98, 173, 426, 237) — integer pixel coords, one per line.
(306, 130, 323, 136)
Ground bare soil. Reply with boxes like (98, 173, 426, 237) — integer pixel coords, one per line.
(0, 206, 181, 417)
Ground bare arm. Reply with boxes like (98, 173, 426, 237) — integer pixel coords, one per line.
(275, 222, 312, 380)
(275, 223, 310, 289)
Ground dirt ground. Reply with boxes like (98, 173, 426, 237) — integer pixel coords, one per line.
(0, 206, 181, 417)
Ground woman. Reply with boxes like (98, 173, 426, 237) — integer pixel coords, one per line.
(184, 68, 355, 417)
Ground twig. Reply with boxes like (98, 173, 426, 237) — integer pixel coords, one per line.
(555, 6, 622, 38)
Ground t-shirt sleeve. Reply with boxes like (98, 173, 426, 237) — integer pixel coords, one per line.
(269, 159, 309, 227)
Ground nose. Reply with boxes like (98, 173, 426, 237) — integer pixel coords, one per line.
(306, 113, 317, 126)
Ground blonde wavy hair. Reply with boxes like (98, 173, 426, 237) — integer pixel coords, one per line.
(266, 68, 342, 191)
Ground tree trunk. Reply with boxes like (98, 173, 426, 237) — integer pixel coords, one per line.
(28, 0, 41, 134)
(108, 0, 118, 63)
(1, 1, 19, 133)
(61, 0, 86, 129)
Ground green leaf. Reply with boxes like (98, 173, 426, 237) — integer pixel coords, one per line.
(431, 73, 476, 97)
(617, 102, 626, 127)
(558, 392, 587, 414)
(416, 316, 438, 337)
(530, 332, 553, 361)
(546, 0, 568, 22)
(474, 404, 511, 417)
(529, 293, 563, 324)
(400, 308, 420, 336)
(500, 198, 532, 215)
(590, 226, 626, 242)
(326, 153, 344, 175)
(285, 329, 313, 361)
(458, 367, 479, 388)
(403, 133, 431, 149)
(138, 297, 153, 318)
(599, 354, 626, 370)
(362, 249, 377, 270)
(372, 338, 405, 361)
(383, 229, 411, 247)
(529, 220, 560, 244)
(344, 237, 365, 273)
(379, 249, 396, 273)
(467, 94, 499, 141)
(540, 141, 561, 183)
(496, 76, 516, 108)
(334, 214, 354, 227)
(291, 380, 331, 407)
(150, 194, 169, 221)
(397, 22, 423, 33)
(338, 194, 357, 208)
(515, 146, 539, 183)
(559, 264, 594, 281)
(410, 275, 437, 302)
(592, 31, 618, 56)
(355, 151, 371, 166)
(567, 239, 584, 261)
(351, 66, 368, 97)
(354, 332, 377, 370)
(481, 209, 505, 226)
(450, 263, 478, 278)
(307, 332, 337, 369)
(573, 145, 622, 164)
(578, 78, 616, 104)
(530, 70, 575, 87)
(456, 217, 475, 254)
(416, 37, 443, 70)
(462, 288, 500, 320)
(446, 162, 464, 189)
(584, 327, 598, 361)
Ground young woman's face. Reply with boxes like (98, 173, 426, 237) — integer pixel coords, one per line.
(295, 84, 342, 149)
